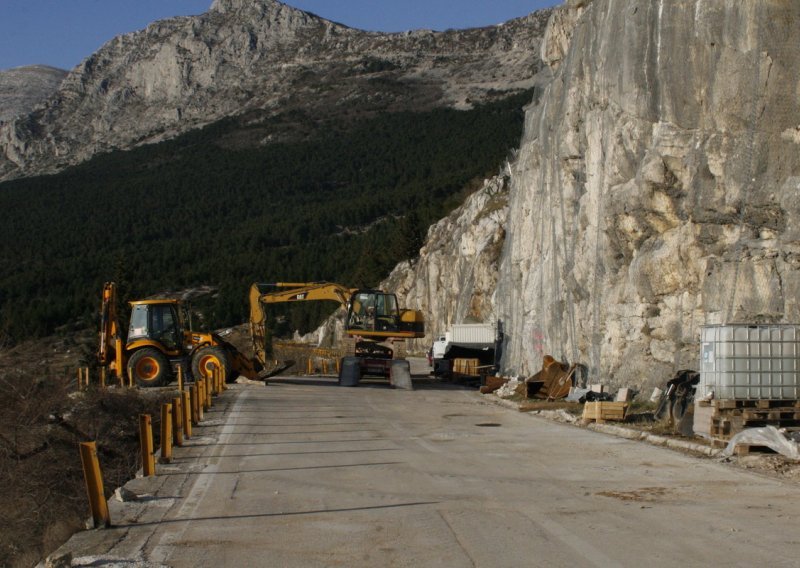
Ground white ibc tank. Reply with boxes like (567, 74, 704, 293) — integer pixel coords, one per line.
(700, 324, 800, 400)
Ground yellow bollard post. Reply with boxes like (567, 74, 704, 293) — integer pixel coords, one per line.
(100, 366, 107, 389)
(336, 358, 341, 374)
(139, 415, 155, 477)
(177, 365, 184, 393)
(79, 441, 111, 528)
(159, 403, 172, 464)
(306, 359, 312, 375)
(189, 385, 199, 425)
(197, 376, 204, 405)
(197, 381, 205, 422)
(182, 390, 192, 438)
(323, 360, 328, 375)
(210, 368, 218, 396)
(172, 396, 183, 447)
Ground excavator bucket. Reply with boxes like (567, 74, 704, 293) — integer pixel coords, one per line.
(258, 359, 296, 380)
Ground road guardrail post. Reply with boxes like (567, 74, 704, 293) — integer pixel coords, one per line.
(139, 414, 155, 476)
(159, 403, 173, 464)
(182, 390, 192, 438)
(79, 441, 111, 528)
(172, 396, 183, 447)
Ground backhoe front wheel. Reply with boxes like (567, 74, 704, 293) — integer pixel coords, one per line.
(128, 348, 170, 388)
(191, 346, 232, 383)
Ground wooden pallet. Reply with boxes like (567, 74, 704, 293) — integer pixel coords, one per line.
(704, 399, 800, 410)
(733, 443, 779, 457)
(582, 401, 628, 424)
(698, 399, 800, 441)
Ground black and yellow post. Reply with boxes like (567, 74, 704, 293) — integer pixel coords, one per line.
(139, 414, 155, 476)
(159, 403, 172, 464)
(172, 396, 183, 447)
(189, 385, 199, 425)
(204, 376, 212, 410)
(197, 381, 205, 421)
(182, 390, 192, 438)
(79, 441, 111, 528)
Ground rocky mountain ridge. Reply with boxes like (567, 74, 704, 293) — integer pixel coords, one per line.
(0, 65, 66, 122)
(0, 0, 551, 181)
(386, 0, 800, 391)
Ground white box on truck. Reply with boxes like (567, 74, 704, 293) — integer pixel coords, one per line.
(449, 323, 497, 346)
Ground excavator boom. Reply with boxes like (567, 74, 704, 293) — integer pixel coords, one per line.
(248, 281, 425, 375)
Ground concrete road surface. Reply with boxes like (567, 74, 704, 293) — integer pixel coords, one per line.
(57, 374, 800, 567)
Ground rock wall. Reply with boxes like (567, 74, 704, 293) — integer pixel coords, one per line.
(499, 0, 800, 389)
(391, 0, 800, 391)
(384, 172, 511, 352)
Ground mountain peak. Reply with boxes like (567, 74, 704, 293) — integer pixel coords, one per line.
(210, 0, 293, 17)
(0, 2, 552, 180)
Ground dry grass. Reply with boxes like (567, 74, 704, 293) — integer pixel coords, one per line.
(0, 370, 172, 567)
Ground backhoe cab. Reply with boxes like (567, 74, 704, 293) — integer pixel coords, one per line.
(98, 282, 262, 388)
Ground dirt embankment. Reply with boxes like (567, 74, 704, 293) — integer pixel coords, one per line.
(0, 334, 173, 568)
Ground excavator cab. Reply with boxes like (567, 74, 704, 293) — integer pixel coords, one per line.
(347, 290, 400, 333)
(346, 290, 425, 338)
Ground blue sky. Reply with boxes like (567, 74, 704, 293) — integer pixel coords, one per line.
(0, 0, 558, 71)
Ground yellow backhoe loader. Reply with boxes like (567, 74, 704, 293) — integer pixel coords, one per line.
(248, 282, 425, 381)
(97, 282, 264, 387)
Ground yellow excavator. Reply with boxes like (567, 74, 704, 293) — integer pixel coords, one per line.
(248, 282, 425, 380)
(97, 282, 264, 387)
(98, 280, 424, 388)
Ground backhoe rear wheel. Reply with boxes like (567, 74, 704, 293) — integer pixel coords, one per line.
(128, 348, 170, 388)
(191, 346, 232, 383)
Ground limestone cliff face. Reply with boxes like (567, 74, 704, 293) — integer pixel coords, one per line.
(391, 0, 800, 390)
(0, 0, 550, 181)
(384, 173, 511, 351)
(500, 0, 800, 388)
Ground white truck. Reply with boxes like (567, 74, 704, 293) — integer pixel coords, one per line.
(432, 321, 501, 377)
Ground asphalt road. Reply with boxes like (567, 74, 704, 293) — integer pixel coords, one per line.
(57, 371, 800, 567)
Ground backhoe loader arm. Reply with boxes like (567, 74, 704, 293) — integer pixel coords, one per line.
(97, 282, 125, 381)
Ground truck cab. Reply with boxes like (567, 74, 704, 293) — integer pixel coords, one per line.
(432, 335, 448, 359)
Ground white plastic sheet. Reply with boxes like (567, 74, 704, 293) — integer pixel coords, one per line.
(721, 426, 800, 460)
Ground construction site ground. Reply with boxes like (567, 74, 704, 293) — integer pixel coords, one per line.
(43, 358, 800, 567)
